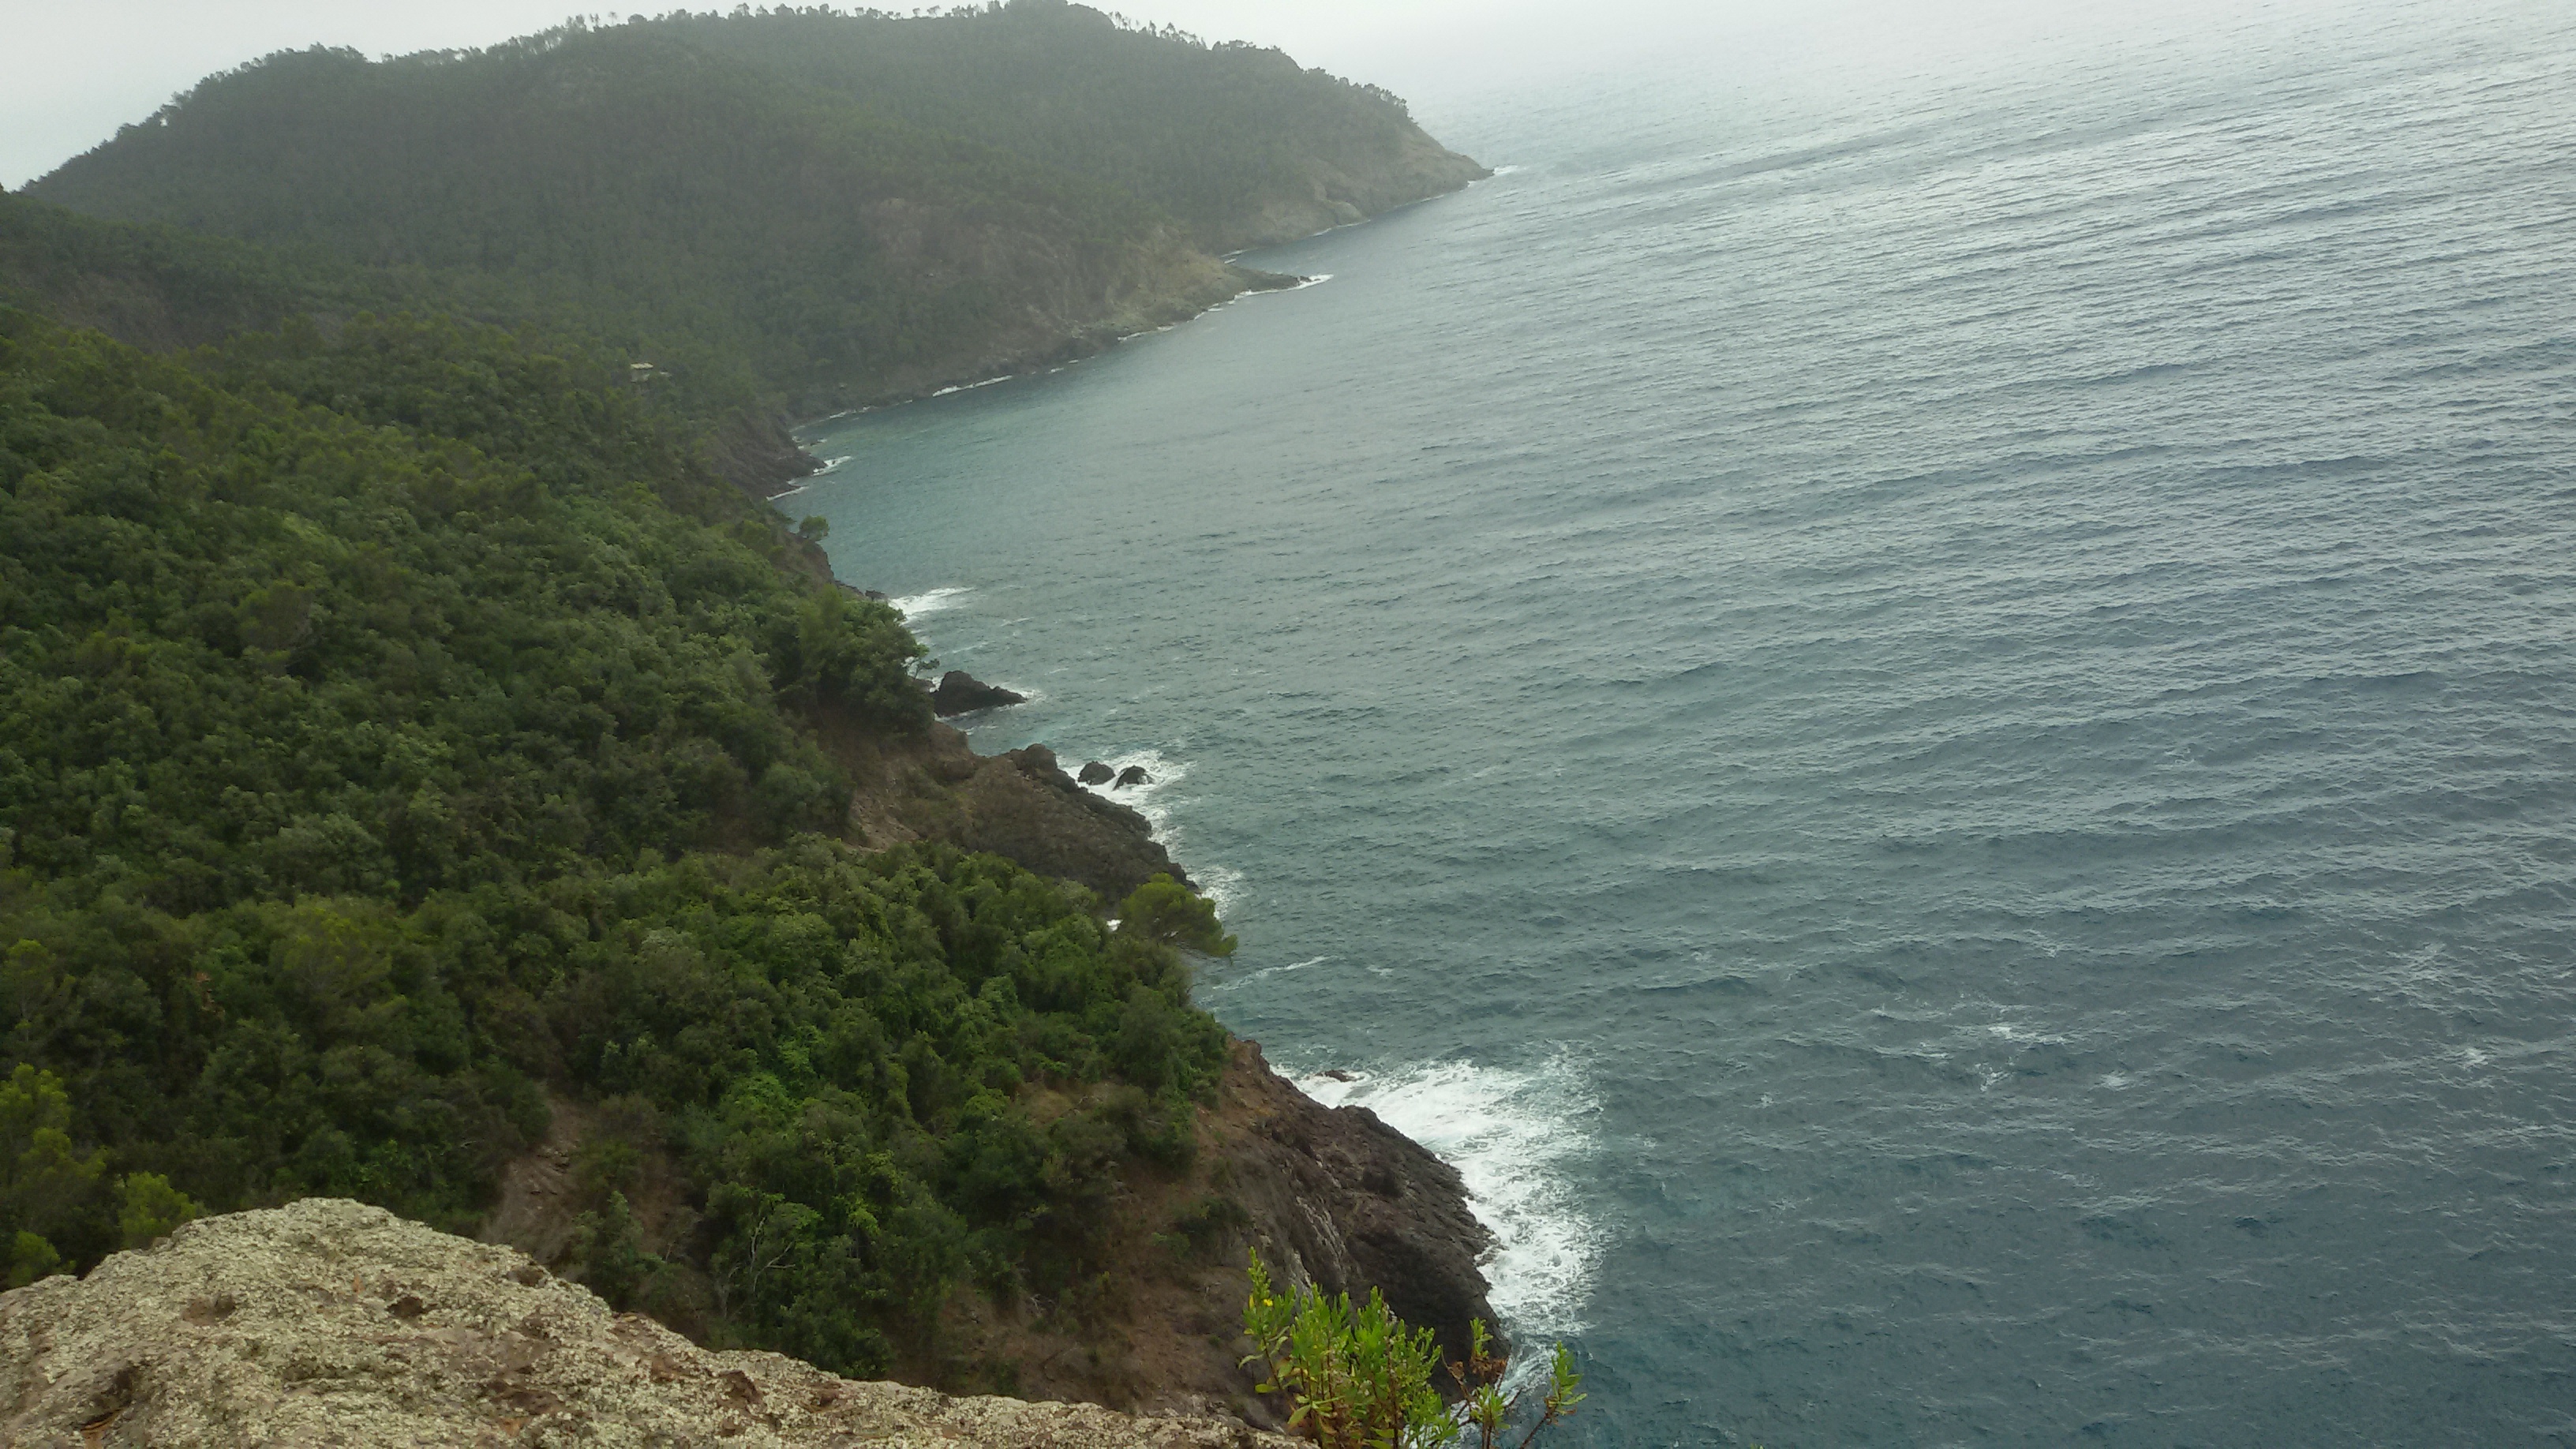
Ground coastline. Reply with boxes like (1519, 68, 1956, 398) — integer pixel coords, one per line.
(751, 171, 1517, 1418)
(754, 156, 1498, 499)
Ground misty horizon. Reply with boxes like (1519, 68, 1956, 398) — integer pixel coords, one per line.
(1, 0, 2424, 191)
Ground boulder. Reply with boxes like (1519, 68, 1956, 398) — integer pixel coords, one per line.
(930, 670, 1025, 716)
(0, 1198, 1294, 1449)
(1078, 760, 1115, 785)
(1114, 765, 1152, 788)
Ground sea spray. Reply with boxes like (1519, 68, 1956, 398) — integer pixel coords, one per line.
(1296, 1056, 1604, 1345)
(887, 585, 973, 619)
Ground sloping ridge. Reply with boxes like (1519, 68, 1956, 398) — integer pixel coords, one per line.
(0, 1199, 1295, 1448)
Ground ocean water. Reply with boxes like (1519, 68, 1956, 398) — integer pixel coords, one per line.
(797, 2, 2576, 1441)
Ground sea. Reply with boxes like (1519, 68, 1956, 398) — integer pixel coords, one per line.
(792, 2, 2576, 1441)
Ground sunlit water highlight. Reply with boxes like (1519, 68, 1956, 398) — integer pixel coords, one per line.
(803, 2, 2576, 1440)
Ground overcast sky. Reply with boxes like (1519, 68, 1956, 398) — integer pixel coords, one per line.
(0, 0, 2047, 190)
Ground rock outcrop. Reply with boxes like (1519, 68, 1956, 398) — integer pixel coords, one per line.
(0, 1199, 1296, 1449)
(946, 744, 1185, 897)
(808, 714, 1186, 902)
(871, 1040, 1503, 1421)
(1079, 760, 1116, 785)
(1212, 1042, 1502, 1369)
(1115, 764, 1152, 788)
(930, 669, 1028, 715)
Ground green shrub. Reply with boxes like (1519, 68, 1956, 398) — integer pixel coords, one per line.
(1242, 1251, 1584, 1449)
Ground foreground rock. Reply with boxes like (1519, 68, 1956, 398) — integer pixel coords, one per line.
(930, 669, 1026, 715)
(1079, 759, 1116, 785)
(0, 1199, 1294, 1449)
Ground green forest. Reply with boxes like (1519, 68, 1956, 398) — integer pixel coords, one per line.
(0, 299, 1229, 1376)
(24, 0, 1480, 425)
(0, 0, 1478, 1394)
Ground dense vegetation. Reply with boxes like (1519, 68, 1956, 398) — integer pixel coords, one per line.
(0, 302, 1229, 1375)
(25, 2, 1468, 417)
(0, 0, 1478, 1395)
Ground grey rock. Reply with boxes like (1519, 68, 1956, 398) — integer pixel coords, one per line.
(930, 670, 1025, 716)
(1115, 765, 1151, 788)
(0, 1198, 1293, 1449)
(1078, 760, 1115, 785)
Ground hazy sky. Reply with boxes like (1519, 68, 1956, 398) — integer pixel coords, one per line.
(0, 0, 1960, 189)
(2, 0, 2421, 190)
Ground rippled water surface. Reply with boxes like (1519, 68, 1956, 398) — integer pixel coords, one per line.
(799, 4, 2576, 1440)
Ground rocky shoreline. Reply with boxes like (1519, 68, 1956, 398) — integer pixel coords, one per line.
(685, 151, 1511, 1425)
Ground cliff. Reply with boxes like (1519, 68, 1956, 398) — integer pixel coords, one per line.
(0, 1198, 1298, 1448)
(0, 12, 1506, 1420)
(472, 1038, 1499, 1425)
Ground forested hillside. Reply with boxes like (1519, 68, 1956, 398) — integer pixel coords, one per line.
(25, 1, 1485, 421)
(0, 301, 1235, 1382)
(0, 2, 1500, 1407)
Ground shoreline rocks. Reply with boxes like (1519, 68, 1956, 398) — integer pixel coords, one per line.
(929, 669, 1025, 715)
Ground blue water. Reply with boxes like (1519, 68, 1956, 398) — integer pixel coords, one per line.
(798, 2, 2576, 1441)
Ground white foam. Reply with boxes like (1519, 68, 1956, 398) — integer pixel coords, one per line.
(1285, 273, 1335, 290)
(1067, 747, 1188, 823)
(1295, 1055, 1604, 1346)
(929, 374, 1013, 398)
(1207, 953, 1327, 994)
(1192, 859, 1245, 920)
(1058, 747, 1235, 912)
(888, 586, 972, 620)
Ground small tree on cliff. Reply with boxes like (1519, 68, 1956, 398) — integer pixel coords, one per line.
(1242, 1250, 1585, 1449)
(1118, 874, 1237, 957)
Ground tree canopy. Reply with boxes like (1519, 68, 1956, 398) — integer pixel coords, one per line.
(25, 3, 1468, 416)
(0, 301, 1225, 1377)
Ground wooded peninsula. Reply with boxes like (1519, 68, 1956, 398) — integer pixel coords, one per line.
(0, 0, 1493, 1421)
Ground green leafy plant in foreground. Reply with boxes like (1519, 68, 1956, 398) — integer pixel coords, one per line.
(1242, 1250, 1585, 1449)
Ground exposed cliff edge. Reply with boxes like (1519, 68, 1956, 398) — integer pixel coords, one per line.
(0, 1198, 1297, 1448)
(472, 1032, 1501, 1424)
(807, 710, 1192, 903)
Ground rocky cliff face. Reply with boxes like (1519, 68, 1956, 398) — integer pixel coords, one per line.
(0, 1199, 1297, 1449)
(1209, 133, 1491, 253)
(1212, 1043, 1502, 1369)
(880, 1040, 1500, 1422)
(811, 712, 1193, 903)
(470, 1040, 1501, 1428)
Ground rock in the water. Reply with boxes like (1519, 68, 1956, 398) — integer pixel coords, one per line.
(0, 1197, 1294, 1449)
(930, 670, 1025, 716)
(1079, 760, 1115, 785)
(1114, 765, 1151, 788)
